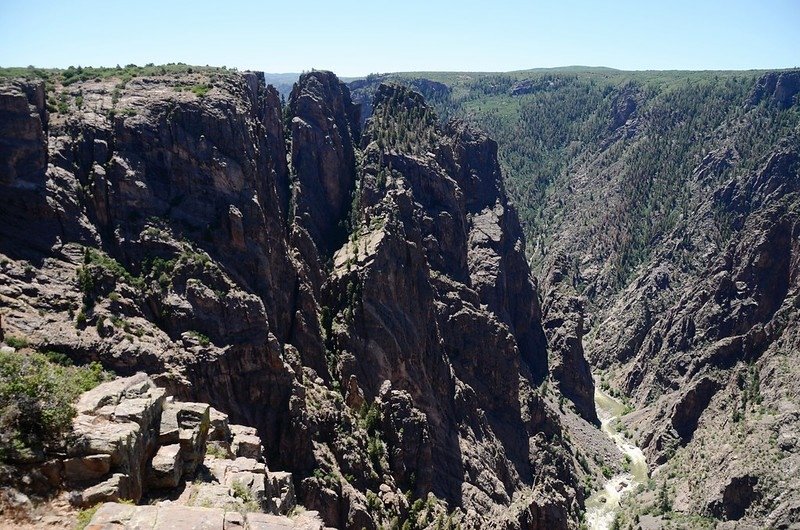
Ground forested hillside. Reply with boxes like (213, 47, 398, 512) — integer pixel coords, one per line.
(353, 68, 800, 528)
(355, 69, 797, 284)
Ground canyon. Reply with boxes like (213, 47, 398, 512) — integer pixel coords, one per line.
(0, 65, 798, 529)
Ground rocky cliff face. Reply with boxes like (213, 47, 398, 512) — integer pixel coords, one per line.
(349, 67, 800, 528)
(588, 138, 800, 526)
(0, 70, 599, 529)
(442, 69, 800, 528)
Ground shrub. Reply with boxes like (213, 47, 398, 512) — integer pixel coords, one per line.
(0, 350, 111, 461)
(658, 479, 672, 514)
(75, 309, 87, 328)
(4, 336, 28, 349)
(368, 434, 384, 471)
(187, 330, 211, 347)
(359, 401, 382, 434)
(190, 84, 211, 98)
(75, 504, 101, 530)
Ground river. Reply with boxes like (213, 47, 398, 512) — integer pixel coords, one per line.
(585, 386, 649, 530)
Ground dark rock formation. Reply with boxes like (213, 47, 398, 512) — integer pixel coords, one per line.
(747, 70, 800, 109)
(707, 475, 760, 521)
(289, 71, 360, 260)
(0, 73, 586, 529)
(343, 67, 800, 529)
(350, 76, 450, 127)
(609, 82, 640, 133)
(0, 80, 47, 185)
(542, 255, 598, 424)
(315, 83, 580, 526)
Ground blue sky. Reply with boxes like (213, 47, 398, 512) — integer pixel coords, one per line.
(1, 0, 798, 76)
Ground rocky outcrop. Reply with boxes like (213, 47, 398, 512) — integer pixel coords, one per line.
(747, 70, 800, 109)
(509, 77, 568, 96)
(0, 80, 47, 186)
(313, 83, 582, 527)
(343, 67, 800, 529)
(16, 374, 298, 513)
(0, 71, 585, 529)
(66, 374, 168, 506)
(609, 83, 639, 131)
(4, 373, 319, 528)
(289, 71, 360, 260)
(349, 76, 450, 127)
(706, 474, 760, 521)
(542, 255, 598, 424)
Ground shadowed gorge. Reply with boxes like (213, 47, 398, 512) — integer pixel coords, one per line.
(1, 63, 799, 530)
(352, 67, 800, 528)
(0, 68, 607, 530)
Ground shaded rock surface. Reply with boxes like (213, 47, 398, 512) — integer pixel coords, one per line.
(0, 71, 592, 529)
(511, 72, 800, 527)
(0, 373, 316, 528)
(346, 67, 800, 529)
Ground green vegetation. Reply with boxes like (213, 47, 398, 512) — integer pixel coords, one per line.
(360, 401, 381, 433)
(0, 63, 231, 85)
(0, 348, 111, 461)
(190, 83, 212, 97)
(356, 68, 800, 291)
(144, 256, 176, 289)
(367, 85, 439, 155)
(396, 494, 449, 530)
(187, 330, 211, 347)
(205, 443, 228, 459)
(733, 362, 764, 422)
(3, 335, 29, 349)
(79, 247, 144, 290)
(657, 478, 672, 514)
(75, 504, 101, 530)
(230, 479, 259, 512)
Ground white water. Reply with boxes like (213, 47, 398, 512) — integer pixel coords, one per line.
(585, 387, 648, 530)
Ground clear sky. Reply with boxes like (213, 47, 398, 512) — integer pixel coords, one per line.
(1, 0, 798, 76)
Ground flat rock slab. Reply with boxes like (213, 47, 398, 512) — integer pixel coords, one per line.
(64, 454, 112, 483)
(87, 502, 326, 529)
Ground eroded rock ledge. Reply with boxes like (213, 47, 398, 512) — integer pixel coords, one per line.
(5, 373, 325, 529)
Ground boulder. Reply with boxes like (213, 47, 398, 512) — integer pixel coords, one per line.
(159, 401, 210, 475)
(231, 457, 267, 474)
(77, 372, 165, 417)
(246, 512, 298, 529)
(147, 443, 183, 489)
(228, 470, 268, 510)
(66, 374, 169, 503)
(187, 482, 244, 511)
(230, 424, 263, 460)
(266, 471, 296, 515)
(63, 454, 111, 483)
(71, 473, 132, 507)
(208, 407, 231, 442)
